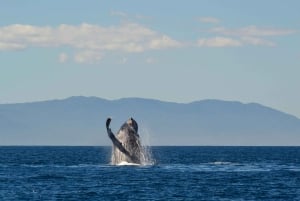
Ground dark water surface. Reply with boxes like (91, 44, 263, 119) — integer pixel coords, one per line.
(0, 146, 300, 200)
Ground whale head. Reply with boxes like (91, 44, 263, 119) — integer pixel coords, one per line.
(120, 117, 139, 137)
(127, 117, 138, 133)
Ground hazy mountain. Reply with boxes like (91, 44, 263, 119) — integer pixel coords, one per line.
(1, 96, 300, 146)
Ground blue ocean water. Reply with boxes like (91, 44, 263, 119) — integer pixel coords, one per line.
(0, 146, 300, 200)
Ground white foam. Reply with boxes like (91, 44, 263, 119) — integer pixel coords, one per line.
(116, 161, 140, 166)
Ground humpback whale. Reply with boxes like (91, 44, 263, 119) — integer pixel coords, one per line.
(106, 117, 143, 165)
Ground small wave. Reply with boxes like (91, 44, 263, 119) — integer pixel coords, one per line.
(21, 164, 46, 168)
(289, 168, 300, 172)
(67, 164, 106, 168)
(28, 174, 67, 180)
(20, 164, 109, 169)
(159, 163, 277, 172)
(161, 164, 207, 172)
(0, 164, 9, 168)
(210, 161, 234, 165)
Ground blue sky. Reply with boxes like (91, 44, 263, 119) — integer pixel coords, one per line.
(1, 0, 300, 117)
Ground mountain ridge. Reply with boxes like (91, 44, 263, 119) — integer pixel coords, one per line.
(0, 96, 299, 146)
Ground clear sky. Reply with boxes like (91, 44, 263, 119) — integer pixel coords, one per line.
(1, 0, 300, 117)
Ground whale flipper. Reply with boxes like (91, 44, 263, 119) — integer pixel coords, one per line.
(106, 118, 130, 155)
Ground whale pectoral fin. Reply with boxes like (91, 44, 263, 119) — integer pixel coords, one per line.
(106, 118, 115, 140)
(106, 118, 111, 129)
(111, 136, 130, 156)
(106, 118, 131, 157)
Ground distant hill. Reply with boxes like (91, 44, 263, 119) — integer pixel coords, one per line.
(1, 96, 300, 145)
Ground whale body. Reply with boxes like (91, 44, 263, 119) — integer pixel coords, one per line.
(106, 117, 143, 165)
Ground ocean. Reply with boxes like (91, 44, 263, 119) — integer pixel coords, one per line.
(0, 146, 299, 200)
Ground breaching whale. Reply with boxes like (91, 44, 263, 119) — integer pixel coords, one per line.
(106, 117, 143, 165)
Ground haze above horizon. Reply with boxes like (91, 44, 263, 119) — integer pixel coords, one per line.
(1, 1, 300, 118)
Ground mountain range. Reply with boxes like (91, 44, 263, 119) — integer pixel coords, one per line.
(1, 96, 300, 146)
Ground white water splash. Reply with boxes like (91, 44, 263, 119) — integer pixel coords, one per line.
(139, 127, 155, 165)
(116, 161, 140, 166)
(139, 144, 155, 166)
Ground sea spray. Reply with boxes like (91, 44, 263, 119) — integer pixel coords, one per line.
(139, 127, 155, 165)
